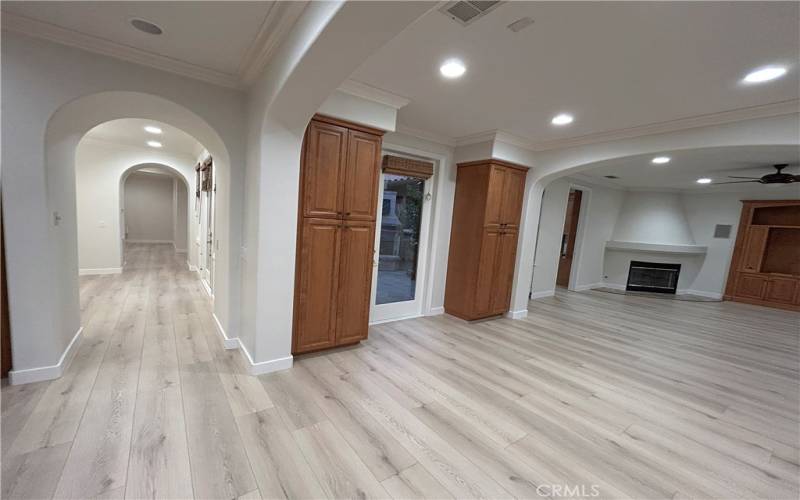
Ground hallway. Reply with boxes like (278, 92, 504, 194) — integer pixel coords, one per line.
(2, 243, 264, 499)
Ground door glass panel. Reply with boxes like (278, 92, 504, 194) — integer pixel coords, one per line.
(376, 174, 424, 304)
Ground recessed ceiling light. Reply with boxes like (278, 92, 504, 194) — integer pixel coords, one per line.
(440, 59, 466, 79)
(147, 140, 163, 148)
(144, 125, 162, 134)
(130, 18, 163, 35)
(696, 178, 712, 184)
(651, 156, 670, 164)
(743, 66, 787, 84)
(551, 113, 574, 126)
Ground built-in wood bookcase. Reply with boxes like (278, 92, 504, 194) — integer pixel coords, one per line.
(444, 159, 528, 320)
(724, 200, 800, 311)
(292, 115, 383, 354)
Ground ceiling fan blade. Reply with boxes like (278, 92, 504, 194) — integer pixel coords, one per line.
(712, 180, 760, 185)
(726, 176, 762, 179)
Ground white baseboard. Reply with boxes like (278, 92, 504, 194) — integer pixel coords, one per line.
(187, 261, 198, 272)
(9, 327, 83, 385)
(530, 290, 555, 300)
(126, 239, 174, 244)
(506, 309, 528, 319)
(212, 313, 239, 350)
(211, 313, 293, 375)
(572, 282, 604, 291)
(200, 279, 213, 298)
(79, 267, 122, 276)
(426, 306, 445, 316)
(679, 289, 723, 299)
(600, 282, 626, 291)
(174, 247, 187, 253)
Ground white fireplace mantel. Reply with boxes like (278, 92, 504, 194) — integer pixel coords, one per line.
(605, 240, 708, 255)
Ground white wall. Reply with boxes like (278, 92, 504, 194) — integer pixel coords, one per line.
(174, 180, 188, 252)
(612, 191, 696, 245)
(531, 179, 798, 299)
(124, 172, 175, 242)
(2, 31, 244, 378)
(75, 137, 197, 273)
(531, 177, 624, 295)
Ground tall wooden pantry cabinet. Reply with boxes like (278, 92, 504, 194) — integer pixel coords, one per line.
(444, 159, 528, 320)
(292, 115, 383, 354)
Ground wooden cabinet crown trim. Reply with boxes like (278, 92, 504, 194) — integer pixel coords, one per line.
(312, 114, 385, 136)
(457, 158, 529, 172)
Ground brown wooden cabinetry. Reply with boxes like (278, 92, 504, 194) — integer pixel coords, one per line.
(444, 159, 528, 320)
(725, 200, 800, 311)
(293, 116, 383, 354)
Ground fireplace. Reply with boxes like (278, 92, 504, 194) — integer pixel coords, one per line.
(626, 261, 681, 294)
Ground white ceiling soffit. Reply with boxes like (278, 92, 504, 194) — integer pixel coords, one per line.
(397, 99, 800, 152)
(0, 3, 308, 90)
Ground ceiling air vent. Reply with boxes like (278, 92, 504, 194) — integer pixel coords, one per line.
(604, 175, 620, 179)
(440, 1, 504, 26)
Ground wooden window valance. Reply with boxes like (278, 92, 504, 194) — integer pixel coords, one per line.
(382, 155, 434, 179)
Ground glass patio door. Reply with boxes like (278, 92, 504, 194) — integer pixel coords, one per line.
(370, 169, 432, 323)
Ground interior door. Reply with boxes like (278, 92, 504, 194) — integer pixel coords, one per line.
(342, 130, 381, 221)
(302, 121, 348, 219)
(370, 170, 433, 324)
(556, 190, 582, 288)
(293, 218, 341, 353)
(336, 220, 375, 345)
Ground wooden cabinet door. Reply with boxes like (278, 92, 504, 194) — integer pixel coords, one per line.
(293, 219, 341, 353)
(473, 227, 503, 317)
(335, 220, 375, 345)
(491, 229, 519, 315)
(739, 227, 768, 273)
(342, 130, 381, 221)
(499, 168, 526, 228)
(483, 166, 507, 228)
(734, 273, 767, 300)
(764, 277, 797, 304)
(302, 121, 348, 219)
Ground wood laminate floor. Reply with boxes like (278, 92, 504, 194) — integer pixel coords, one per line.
(2, 243, 798, 499)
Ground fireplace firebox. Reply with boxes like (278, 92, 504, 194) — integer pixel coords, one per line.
(626, 261, 681, 294)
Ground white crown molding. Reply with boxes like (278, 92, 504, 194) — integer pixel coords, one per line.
(238, 1, 308, 85)
(337, 79, 411, 110)
(529, 100, 800, 152)
(2, 12, 242, 89)
(455, 130, 497, 147)
(394, 123, 457, 147)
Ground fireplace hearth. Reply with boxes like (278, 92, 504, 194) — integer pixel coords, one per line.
(626, 261, 681, 294)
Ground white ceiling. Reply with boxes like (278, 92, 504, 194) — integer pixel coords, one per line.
(84, 118, 205, 159)
(1, 1, 306, 87)
(352, 1, 800, 146)
(576, 145, 800, 193)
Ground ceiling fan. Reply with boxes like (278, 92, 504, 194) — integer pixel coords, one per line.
(713, 164, 800, 185)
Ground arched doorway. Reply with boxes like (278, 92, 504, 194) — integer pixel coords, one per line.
(7, 91, 238, 383)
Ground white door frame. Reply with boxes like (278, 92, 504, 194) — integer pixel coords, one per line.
(369, 144, 442, 324)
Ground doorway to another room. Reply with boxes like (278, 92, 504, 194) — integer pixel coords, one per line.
(371, 153, 435, 323)
(556, 189, 583, 288)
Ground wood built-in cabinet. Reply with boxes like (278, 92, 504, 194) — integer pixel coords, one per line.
(725, 200, 800, 311)
(444, 159, 528, 320)
(293, 115, 383, 354)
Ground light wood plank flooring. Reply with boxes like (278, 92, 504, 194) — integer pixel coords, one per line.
(2, 243, 798, 499)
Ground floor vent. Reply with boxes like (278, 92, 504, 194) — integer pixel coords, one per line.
(440, 1, 504, 26)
